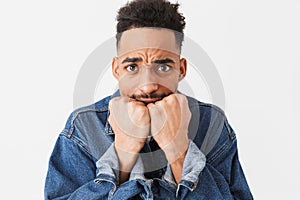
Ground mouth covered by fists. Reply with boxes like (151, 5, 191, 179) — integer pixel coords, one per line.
(108, 93, 191, 164)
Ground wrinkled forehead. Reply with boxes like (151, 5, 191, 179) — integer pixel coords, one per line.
(117, 27, 180, 57)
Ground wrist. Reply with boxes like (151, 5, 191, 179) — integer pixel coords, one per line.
(162, 137, 189, 164)
(169, 152, 187, 184)
(114, 145, 139, 172)
(115, 139, 145, 154)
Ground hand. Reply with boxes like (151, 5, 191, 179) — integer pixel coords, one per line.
(108, 96, 150, 154)
(108, 96, 150, 183)
(147, 94, 191, 163)
(147, 94, 191, 183)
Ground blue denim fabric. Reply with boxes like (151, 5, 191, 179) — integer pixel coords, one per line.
(44, 90, 253, 199)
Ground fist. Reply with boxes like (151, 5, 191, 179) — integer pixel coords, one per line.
(147, 94, 191, 162)
(108, 97, 150, 153)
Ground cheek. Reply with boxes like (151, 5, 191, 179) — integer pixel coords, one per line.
(157, 75, 179, 91)
(118, 75, 139, 94)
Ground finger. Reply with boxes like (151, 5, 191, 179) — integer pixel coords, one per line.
(148, 103, 161, 116)
(162, 94, 178, 105)
(146, 103, 155, 109)
(148, 104, 166, 136)
(133, 101, 145, 106)
(174, 93, 187, 104)
(128, 97, 136, 102)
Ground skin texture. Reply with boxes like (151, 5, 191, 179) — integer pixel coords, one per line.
(109, 27, 190, 184)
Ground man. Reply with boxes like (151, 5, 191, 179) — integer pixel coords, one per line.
(45, 0, 253, 199)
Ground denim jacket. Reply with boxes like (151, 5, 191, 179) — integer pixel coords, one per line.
(44, 91, 253, 200)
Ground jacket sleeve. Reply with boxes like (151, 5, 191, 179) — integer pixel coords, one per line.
(44, 134, 117, 200)
(206, 117, 254, 200)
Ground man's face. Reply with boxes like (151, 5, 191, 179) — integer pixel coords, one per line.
(112, 28, 187, 104)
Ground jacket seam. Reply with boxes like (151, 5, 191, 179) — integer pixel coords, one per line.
(206, 140, 229, 164)
(197, 102, 225, 116)
(224, 118, 236, 140)
(207, 136, 236, 165)
(60, 131, 96, 161)
(68, 108, 108, 137)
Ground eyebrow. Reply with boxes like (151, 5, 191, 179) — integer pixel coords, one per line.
(121, 57, 142, 64)
(121, 57, 175, 64)
(153, 58, 175, 64)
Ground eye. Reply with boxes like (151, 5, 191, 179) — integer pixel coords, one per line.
(157, 64, 171, 72)
(125, 65, 138, 72)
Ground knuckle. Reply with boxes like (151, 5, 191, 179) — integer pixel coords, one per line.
(108, 115, 114, 125)
(176, 94, 187, 105)
(133, 104, 148, 115)
(176, 93, 184, 100)
(112, 96, 121, 102)
(156, 99, 164, 106)
(139, 106, 148, 114)
(109, 99, 115, 107)
(168, 95, 176, 101)
(128, 101, 135, 107)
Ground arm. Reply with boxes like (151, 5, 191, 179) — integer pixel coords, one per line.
(195, 106, 253, 199)
(207, 123, 253, 199)
(147, 93, 191, 184)
(194, 106, 253, 199)
(148, 94, 253, 199)
(114, 146, 139, 184)
(45, 133, 152, 200)
(108, 97, 150, 185)
(168, 149, 187, 184)
(45, 101, 149, 200)
(44, 134, 117, 200)
(160, 127, 252, 200)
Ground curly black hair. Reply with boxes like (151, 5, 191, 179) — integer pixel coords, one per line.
(116, 0, 186, 49)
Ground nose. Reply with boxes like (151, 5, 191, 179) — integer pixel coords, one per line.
(138, 70, 159, 94)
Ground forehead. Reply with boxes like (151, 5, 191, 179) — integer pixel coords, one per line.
(117, 28, 180, 57)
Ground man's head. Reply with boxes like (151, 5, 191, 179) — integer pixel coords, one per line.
(116, 0, 185, 50)
(112, 0, 187, 104)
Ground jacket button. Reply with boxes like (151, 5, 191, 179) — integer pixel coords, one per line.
(94, 178, 102, 184)
(191, 180, 198, 191)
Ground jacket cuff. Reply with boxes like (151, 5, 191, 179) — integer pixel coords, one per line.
(96, 143, 147, 184)
(163, 140, 206, 187)
(129, 155, 147, 181)
(96, 143, 120, 182)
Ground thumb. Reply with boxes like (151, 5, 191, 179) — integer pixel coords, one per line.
(147, 103, 161, 117)
(147, 103, 155, 110)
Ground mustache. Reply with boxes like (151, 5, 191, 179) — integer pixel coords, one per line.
(130, 92, 172, 100)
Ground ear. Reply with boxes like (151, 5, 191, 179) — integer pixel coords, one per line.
(179, 58, 187, 81)
(112, 57, 120, 80)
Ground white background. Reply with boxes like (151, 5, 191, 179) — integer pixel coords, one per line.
(0, 0, 299, 199)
